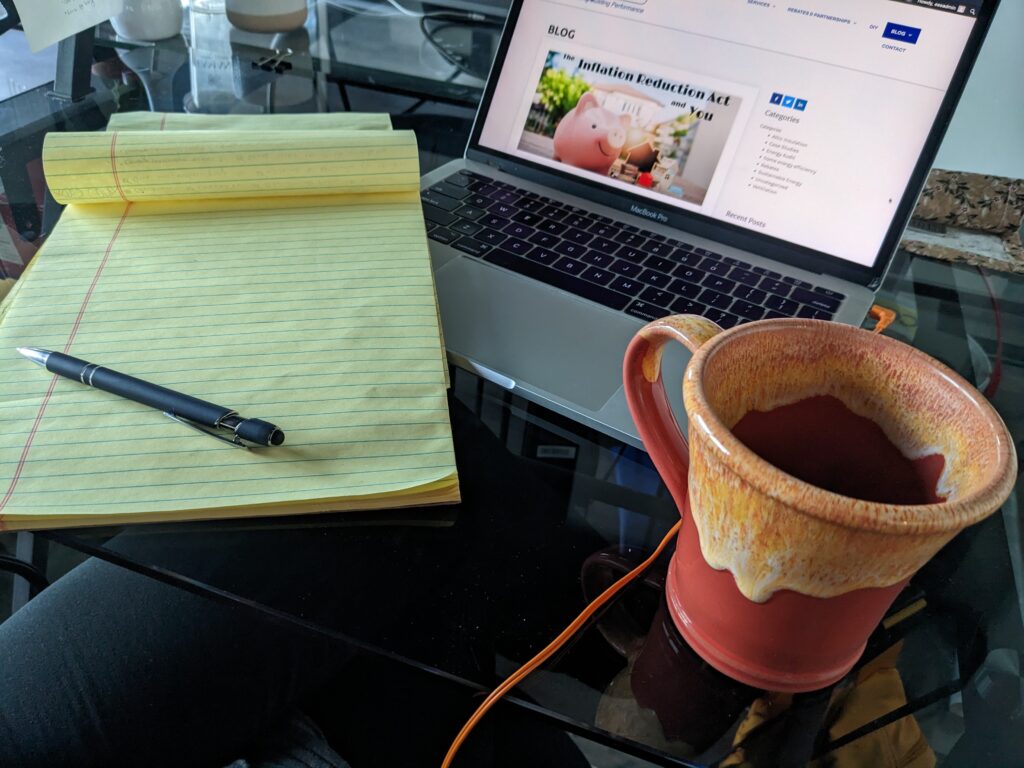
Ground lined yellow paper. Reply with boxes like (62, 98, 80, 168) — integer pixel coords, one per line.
(43, 130, 421, 205)
(0, 124, 458, 531)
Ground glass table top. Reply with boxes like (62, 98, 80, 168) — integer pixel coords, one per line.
(1, 5, 1023, 764)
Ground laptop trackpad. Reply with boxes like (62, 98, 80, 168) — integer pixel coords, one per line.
(435, 258, 638, 411)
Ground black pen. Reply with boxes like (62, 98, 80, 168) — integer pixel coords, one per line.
(17, 348, 285, 447)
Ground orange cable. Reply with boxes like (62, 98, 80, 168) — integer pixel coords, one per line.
(440, 518, 683, 767)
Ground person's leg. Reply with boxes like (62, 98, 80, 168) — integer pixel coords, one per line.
(0, 555, 350, 768)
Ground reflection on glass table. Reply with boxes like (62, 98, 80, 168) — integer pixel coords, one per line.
(92, 0, 507, 110)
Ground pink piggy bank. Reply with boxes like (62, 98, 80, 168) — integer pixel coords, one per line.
(552, 92, 629, 174)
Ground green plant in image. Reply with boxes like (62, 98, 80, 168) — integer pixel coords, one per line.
(537, 68, 590, 124)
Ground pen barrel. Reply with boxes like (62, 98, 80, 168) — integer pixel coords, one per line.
(47, 354, 232, 426)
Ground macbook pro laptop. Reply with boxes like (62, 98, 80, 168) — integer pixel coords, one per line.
(421, 0, 997, 448)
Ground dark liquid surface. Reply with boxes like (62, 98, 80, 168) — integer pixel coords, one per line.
(731, 395, 946, 505)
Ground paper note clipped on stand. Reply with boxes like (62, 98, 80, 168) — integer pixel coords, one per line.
(0, 113, 459, 531)
(11, 0, 125, 53)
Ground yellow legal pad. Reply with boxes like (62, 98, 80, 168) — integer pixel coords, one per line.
(0, 113, 459, 531)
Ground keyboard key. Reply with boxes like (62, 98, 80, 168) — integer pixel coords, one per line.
(491, 189, 520, 204)
(582, 267, 614, 285)
(518, 198, 545, 213)
(621, 223, 639, 233)
(732, 286, 767, 304)
(480, 214, 509, 229)
(782, 276, 813, 289)
(512, 210, 544, 226)
(764, 310, 789, 319)
(790, 287, 841, 313)
(454, 204, 487, 221)
(610, 276, 643, 295)
(797, 306, 832, 320)
(483, 249, 630, 311)
(700, 259, 731, 276)
(671, 297, 707, 315)
(615, 231, 648, 247)
(616, 246, 647, 264)
(643, 255, 675, 272)
(728, 268, 760, 286)
(446, 172, 473, 187)
(503, 222, 533, 239)
(589, 237, 620, 255)
(723, 256, 752, 268)
(638, 268, 672, 288)
(589, 221, 617, 238)
(813, 286, 846, 300)
(503, 238, 533, 256)
(642, 241, 676, 258)
(537, 219, 564, 235)
(752, 266, 782, 278)
(670, 250, 703, 267)
(759, 278, 791, 296)
(564, 228, 594, 245)
(554, 240, 589, 258)
(528, 231, 559, 248)
(610, 260, 642, 278)
(564, 214, 589, 228)
(469, 181, 500, 196)
(554, 257, 585, 276)
(673, 264, 707, 283)
(422, 204, 458, 227)
(431, 181, 472, 200)
(765, 295, 800, 315)
(465, 194, 491, 208)
(626, 301, 671, 322)
(698, 288, 733, 309)
(452, 220, 483, 236)
(477, 229, 508, 245)
(640, 287, 675, 307)
(730, 300, 765, 321)
(525, 248, 558, 265)
(428, 227, 457, 245)
(452, 237, 492, 257)
(702, 274, 737, 294)
(488, 201, 516, 217)
(667, 279, 702, 299)
(693, 247, 720, 258)
(421, 191, 461, 211)
(703, 309, 741, 328)
(540, 205, 567, 220)
(580, 249, 614, 268)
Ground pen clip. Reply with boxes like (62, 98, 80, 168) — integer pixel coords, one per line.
(164, 412, 250, 449)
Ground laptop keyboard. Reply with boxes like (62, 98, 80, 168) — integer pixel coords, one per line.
(422, 170, 844, 329)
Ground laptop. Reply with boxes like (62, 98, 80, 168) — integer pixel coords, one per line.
(421, 0, 997, 448)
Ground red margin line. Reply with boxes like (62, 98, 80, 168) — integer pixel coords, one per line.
(110, 131, 128, 203)
(0, 204, 133, 521)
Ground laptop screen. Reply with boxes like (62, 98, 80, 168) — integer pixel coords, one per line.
(472, 0, 989, 274)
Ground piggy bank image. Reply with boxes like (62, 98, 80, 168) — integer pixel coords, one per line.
(552, 92, 630, 174)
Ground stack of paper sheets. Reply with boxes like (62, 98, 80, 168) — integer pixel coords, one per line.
(0, 113, 459, 530)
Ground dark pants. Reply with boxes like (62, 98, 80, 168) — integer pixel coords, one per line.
(0, 398, 598, 767)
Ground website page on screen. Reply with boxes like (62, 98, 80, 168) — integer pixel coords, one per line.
(477, 0, 978, 267)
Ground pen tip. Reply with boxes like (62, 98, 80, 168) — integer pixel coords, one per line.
(17, 347, 49, 366)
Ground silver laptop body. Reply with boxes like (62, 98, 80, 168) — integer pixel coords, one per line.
(422, 0, 997, 449)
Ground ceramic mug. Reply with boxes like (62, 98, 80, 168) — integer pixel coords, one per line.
(623, 316, 1017, 692)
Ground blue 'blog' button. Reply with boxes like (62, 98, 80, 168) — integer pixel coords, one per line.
(883, 22, 921, 44)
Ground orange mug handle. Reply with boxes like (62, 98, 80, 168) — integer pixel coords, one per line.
(622, 315, 723, 515)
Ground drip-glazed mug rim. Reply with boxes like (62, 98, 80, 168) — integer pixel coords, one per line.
(683, 318, 1017, 536)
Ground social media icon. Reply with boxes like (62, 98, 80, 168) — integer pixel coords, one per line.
(794, 99, 808, 111)
(782, 95, 796, 108)
(770, 92, 783, 105)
